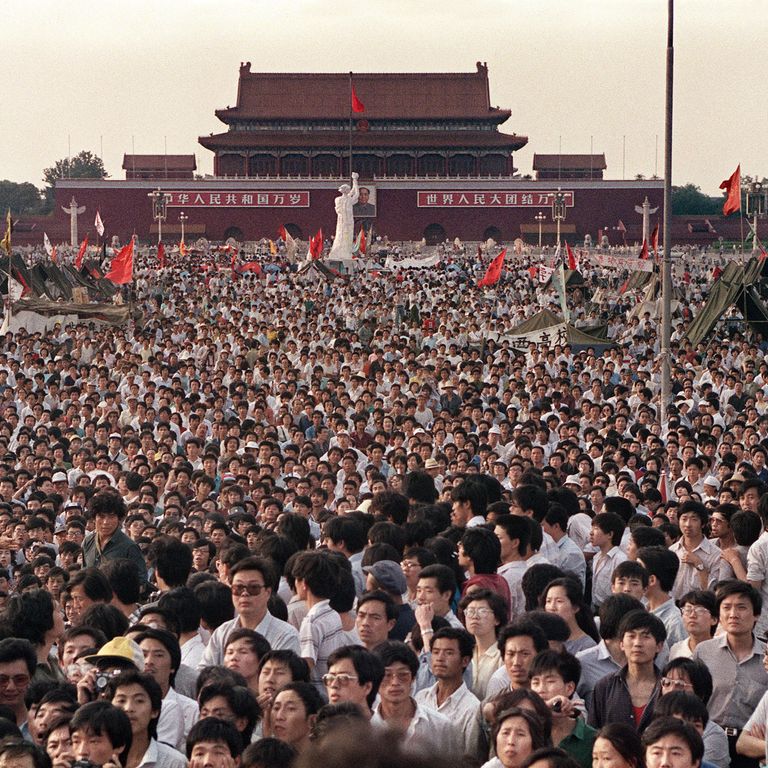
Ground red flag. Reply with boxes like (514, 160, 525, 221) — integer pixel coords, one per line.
(351, 84, 365, 113)
(478, 249, 507, 287)
(359, 227, 367, 256)
(619, 276, 630, 294)
(527, 265, 538, 280)
(75, 236, 88, 270)
(13, 268, 30, 297)
(179, 239, 188, 257)
(157, 242, 166, 268)
(238, 261, 263, 275)
(651, 223, 659, 256)
(50, 245, 57, 265)
(565, 242, 578, 271)
(278, 225, 288, 241)
(310, 229, 323, 260)
(105, 238, 134, 284)
(720, 165, 741, 216)
(638, 238, 649, 260)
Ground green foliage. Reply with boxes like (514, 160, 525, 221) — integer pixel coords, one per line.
(671, 183, 721, 215)
(0, 181, 45, 215)
(43, 150, 107, 187)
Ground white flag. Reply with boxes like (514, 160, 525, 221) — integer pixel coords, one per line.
(95, 210, 105, 237)
(43, 232, 53, 256)
(8, 277, 23, 303)
(538, 265, 554, 283)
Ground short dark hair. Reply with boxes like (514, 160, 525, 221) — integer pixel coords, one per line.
(0, 638, 36, 676)
(224, 629, 271, 663)
(660, 658, 713, 704)
(276, 681, 323, 716)
(458, 588, 508, 635)
(71, 701, 132, 754)
(592, 512, 625, 547)
(618, 609, 667, 644)
(68, 567, 113, 603)
(0, 740, 51, 768)
(151, 537, 193, 588)
(258, 650, 310, 683)
(194, 581, 235, 630)
(417, 564, 456, 596)
(108, 670, 163, 739)
(630, 525, 667, 549)
(655, 691, 709, 726)
(598, 595, 644, 640)
(242, 737, 297, 768)
(529, 649, 581, 687)
(3, 590, 54, 647)
(198, 683, 261, 743)
(134, 628, 181, 685)
(101, 558, 142, 606)
(323, 517, 366, 554)
(494, 515, 531, 556)
(715, 579, 762, 617)
(611, 560, 649, 588)
(642, 716, 704, 764)
(357, 591, 397, 622)
(521, 747, 582, 768)
(375, 641, 419, 677)
(429, 627, 475, 659)
(291, 551, 339, 600)
(460, 527, 501, 574)
(157, 587, 202, 635)
(636, 546, 680, 593)
(677, 500, 709, 527)
(512, 485, 549, 521)
(327, 645, 385, 708)
(498, 619, 549, 655)
(186, 717, 243, 759)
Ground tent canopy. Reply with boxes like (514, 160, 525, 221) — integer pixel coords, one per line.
(685, 258, 768, 346)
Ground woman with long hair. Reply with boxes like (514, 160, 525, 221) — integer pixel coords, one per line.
(541, 577, 599, 655)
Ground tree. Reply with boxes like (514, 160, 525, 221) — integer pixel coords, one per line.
(0, 181, 45, 215)
(671, 183, 721, 215)
(43, 150, 107, 187)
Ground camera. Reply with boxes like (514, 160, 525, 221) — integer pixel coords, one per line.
(72, 761, 101, 768)
(94, 669, 120, 691)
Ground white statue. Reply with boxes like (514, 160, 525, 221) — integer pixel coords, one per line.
(61, 196, 86, 247)
(328, 172, 359, 261)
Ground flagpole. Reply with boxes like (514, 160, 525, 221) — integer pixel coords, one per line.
(660, 0, 674, 424)
(348, 72, 353, 181)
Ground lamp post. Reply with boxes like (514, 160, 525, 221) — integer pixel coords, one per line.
(179, 211, 188, 245)
(148, 189, 167, 244)
(535, 211, 546, 249)
(746, 182, 768, 254)
(552, 188, 566, 246)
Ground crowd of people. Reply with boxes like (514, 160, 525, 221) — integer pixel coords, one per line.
(0, 240, 763, 768)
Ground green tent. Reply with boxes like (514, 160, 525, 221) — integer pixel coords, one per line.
(685, 258, 768, 346)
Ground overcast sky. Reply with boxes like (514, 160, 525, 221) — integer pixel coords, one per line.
(2, 0, 764, 195)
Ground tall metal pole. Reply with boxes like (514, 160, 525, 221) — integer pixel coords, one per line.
(660, 0, 674, 424)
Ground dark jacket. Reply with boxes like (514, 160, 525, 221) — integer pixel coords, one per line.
(82, 528, 148, 582)
(588, 665, 661, 733)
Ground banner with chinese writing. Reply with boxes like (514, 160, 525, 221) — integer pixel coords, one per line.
(417, 191, 575, 208)
(501, 323, 570, 347)
(592, 253, 654, 272)
(165, 191, 310, 207)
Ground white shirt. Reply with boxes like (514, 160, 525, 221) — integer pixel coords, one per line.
(137, 739, 187, 768)
(591, 546, 628, 608)
(414, 681, 482, 759)
(372, 700, 460, 756)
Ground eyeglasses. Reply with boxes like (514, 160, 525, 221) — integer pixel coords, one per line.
(681, 606, 711, 616)
(661, 677, 692, 690)
(382, 670, 412, 683)
(464, 608, 494, 618)
(0, 674, 30, 688)
(322, 673, 359, 687)
(231, 583, 266, 596)
(401, 561, 420, 569)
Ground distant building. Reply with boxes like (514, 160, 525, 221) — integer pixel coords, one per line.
(198, 62, 527, 179)
(122, 154, 196, 180)
(533, 154, 607, 181)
